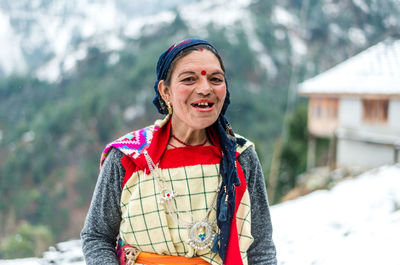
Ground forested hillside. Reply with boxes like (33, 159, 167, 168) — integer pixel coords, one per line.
(1, 0, 399, 258)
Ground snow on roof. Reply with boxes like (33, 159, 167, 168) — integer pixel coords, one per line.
(298, 38, 400, 95)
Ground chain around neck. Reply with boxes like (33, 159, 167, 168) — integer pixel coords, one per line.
(171, 134, 208, 147)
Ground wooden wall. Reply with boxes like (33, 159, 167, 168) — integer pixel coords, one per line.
(308, 96, 339, 137)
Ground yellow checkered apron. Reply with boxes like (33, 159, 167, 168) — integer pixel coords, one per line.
(119, 139, 255, 265)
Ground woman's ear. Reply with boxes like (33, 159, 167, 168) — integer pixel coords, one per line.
(158, 80, 170, 102)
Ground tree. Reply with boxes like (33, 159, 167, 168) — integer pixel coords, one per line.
(0, 221, 53, 258)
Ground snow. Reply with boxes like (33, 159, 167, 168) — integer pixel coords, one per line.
(1, 0, 135, 81)
(271, 6, 308, 66)
(0, 240, 84, 265)
(123, 105, 145, 122)
(353, 0, 370, 13)
(288, 33, 308, 64)
(107, 52, 120, 66)
(22, 131, 35, 143)
(272, 165, 400, 265)
(258, 53, 278, 78)
(348, 27, 367, 46)
(179, 0, 251, 29)
(1, 0, 200, 81)
(272, 6, 298, 27)
(63, 48, 88, 72)
(123, 11, 176, 38)
(0, 0, 292, 82)
(322, 1, 341, 17)
(42, 240, 85, 265)
(1, 165, 400, 264)
(0, 258, 41, 265)
(33, 0, 127, 82)
(0, 10, 27, 75)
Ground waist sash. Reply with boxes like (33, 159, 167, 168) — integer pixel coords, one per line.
(136, 252, 210, 265)
(117, 239, 210, 265)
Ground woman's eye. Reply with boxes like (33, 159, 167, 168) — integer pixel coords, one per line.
(182, 77, 195, 82)
(211, 77, 223, 84)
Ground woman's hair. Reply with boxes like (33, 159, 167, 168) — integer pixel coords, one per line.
(163, 44, 226, 86)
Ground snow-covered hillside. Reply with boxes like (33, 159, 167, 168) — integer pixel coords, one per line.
(1, 164, 399, 265)
(0, 0, 252, 81)
(0, 0, 309, 82)
(2, 0, 395, 83)
(0, 0, 196, 80)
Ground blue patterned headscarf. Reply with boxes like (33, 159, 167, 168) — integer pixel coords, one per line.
(152, 38, 240, 262)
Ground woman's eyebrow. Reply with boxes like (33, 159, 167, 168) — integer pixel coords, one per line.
(177, 71, 196, 78)
(210, 71, 225, 76)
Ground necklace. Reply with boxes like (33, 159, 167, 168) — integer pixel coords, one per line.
(171, 134, 208, 147)
(143, 150, 220, 251)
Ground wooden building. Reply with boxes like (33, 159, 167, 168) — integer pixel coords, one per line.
(299, 38, 400, 170)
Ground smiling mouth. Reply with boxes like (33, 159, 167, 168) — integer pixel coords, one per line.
(191, 102, 214, 109)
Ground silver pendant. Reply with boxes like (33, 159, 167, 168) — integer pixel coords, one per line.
(187, 221, 215, 250)
(158, 189, 177, 204)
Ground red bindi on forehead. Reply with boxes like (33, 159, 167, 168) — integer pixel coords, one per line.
(201, 70, 207, 75)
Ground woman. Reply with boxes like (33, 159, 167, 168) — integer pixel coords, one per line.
(81, 38, 277, 265)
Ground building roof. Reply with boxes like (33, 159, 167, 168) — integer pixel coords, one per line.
(298, 38, 400, 96)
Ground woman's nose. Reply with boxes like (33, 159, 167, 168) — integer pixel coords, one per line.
(197, 77, 212, 95)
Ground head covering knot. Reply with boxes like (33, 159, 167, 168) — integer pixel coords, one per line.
(152, 38, 239, 263)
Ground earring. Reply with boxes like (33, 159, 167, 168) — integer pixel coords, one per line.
(167, 101, 173, 115)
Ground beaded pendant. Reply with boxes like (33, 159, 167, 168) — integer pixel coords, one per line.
(187, 221, 216, 250)
(158, 189, 177, 204)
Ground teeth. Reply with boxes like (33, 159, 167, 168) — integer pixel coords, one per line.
(197, 102, 209, 107)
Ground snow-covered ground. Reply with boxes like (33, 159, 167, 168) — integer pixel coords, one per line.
(1, 164, 399, 265)
(272, 164, 400, 265)
(0, 240, 84, 265)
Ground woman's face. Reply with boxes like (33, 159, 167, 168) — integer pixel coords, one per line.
(159, 49, 226, 131)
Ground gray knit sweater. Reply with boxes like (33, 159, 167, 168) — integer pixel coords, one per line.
(81, 147, 277, 265)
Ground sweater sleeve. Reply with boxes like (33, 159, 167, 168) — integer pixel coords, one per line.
(80, 148, 125, 265)
(237, 147, 277, 265)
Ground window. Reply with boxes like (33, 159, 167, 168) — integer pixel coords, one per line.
(362, 99, 389, 123)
